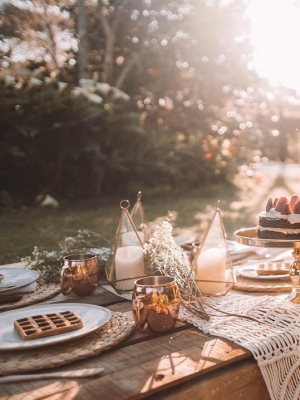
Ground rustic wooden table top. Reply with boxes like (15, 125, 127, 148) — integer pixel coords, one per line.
(0, 282, 271, 400)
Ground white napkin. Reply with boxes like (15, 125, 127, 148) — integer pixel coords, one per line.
(102, 284, 132, 301)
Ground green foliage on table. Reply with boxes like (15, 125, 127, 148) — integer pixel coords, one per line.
(21, 230, 112, 283)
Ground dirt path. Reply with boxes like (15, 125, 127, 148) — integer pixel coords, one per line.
(234, 162, 300, 220)
(173, 161, 300, 241)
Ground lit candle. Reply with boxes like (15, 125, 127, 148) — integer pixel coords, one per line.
(196, 248, 226, 295)
(115, 245, 145, 291)
(121, 231, 145, 246)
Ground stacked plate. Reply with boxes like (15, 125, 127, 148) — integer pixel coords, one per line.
(237, 261, 291, 281)
(0, 268, 40, 302)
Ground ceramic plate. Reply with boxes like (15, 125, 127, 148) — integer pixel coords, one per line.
(0, 268, 39, 294)
(237, 263, 290, 281)
(0, 303, 111, 350)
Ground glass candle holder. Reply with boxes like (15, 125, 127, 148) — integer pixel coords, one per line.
(106, 200, 153, 294)
(60, 254, 99, 297)
(132, 275, 180, 333)
(192, 209, 234, 296)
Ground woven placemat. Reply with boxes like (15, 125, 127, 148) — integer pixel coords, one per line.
(233, 275, 293, 292)
(0, 283, 61, 312)
(0, 312, 135, 375)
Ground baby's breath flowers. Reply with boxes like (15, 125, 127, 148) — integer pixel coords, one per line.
(143, 216, 209, 320)
(22, 230, 112, 282)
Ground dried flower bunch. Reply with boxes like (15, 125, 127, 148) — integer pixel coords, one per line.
(144, 215, 209, 320)
(22, 230, 112, 282)
(144, 217, 264, 323)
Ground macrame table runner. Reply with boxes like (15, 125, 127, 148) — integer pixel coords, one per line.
(0, 312, 135, 375)
(179, 293, 300, 400)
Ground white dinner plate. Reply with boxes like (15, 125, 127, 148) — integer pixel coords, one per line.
(237, 263, 290, 281)
(0, 303, 111, 350)
(0, 268, 39, 294)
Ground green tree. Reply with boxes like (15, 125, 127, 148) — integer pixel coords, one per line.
(2, 0, 293, 205)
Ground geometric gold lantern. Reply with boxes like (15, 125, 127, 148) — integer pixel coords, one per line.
(191, 208, 235, 296)
(130, 191, 150, 244)
(105, 200, 152, 294)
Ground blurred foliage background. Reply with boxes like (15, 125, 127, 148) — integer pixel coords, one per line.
(1, 0, 300, 209)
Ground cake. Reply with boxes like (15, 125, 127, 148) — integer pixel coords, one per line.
(258, 195, 300, 240)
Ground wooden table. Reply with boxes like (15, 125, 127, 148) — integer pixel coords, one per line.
(0, 283, 271, 400)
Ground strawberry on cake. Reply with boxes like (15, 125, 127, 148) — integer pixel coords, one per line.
(258, 195, 300, 240)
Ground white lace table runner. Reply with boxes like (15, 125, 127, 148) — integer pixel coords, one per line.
(179, 293, 300, 400)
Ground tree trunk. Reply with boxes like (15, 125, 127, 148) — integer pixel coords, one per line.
(99, 0, 128, 84)
(77, 0, 91, 81)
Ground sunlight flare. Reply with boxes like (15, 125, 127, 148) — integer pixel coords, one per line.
(246, 0, 300, 93)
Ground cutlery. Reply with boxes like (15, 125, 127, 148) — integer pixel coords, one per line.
(0, 367, 104, 383)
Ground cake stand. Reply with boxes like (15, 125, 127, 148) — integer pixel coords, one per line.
(234, 227, 300, 303)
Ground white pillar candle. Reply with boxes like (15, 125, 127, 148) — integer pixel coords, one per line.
(121, 231, 145, 246)
(196, 248, 226, 295)
(115, 245, 145, 291)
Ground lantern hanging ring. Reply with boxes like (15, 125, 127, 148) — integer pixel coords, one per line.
(120, 200, 130, 210)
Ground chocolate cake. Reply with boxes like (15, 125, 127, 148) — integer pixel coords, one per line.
(258, 195, 300, 240)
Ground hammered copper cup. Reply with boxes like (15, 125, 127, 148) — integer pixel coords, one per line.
(60, 254, 99, 297)
(132, 276, 180, 333)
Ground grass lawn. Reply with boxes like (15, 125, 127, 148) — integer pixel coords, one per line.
(0, 184, 260, 266)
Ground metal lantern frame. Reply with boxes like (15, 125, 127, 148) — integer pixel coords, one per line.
(106, 200, 153, 294)
(192, 208, 235, 296)
(130, 191, 150, 243)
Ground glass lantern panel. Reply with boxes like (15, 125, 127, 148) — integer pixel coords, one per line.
(193, 209, 234, 296)
(106, 200, 149, 294)
(130, 191, 149, 243)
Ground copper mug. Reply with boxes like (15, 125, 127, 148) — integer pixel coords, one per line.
(132, 275, 180, 333)
(60, 254, 99, 296)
